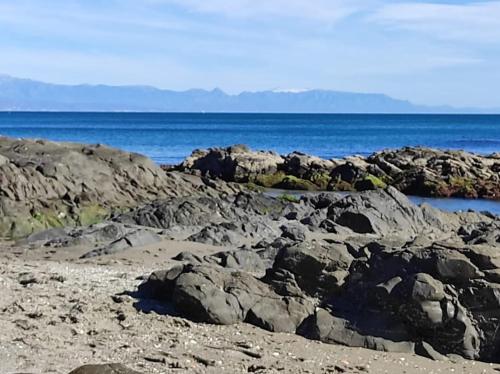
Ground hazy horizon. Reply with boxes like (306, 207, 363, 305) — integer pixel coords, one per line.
(4, 73, 500, 113)
(1, 1, 500, 109)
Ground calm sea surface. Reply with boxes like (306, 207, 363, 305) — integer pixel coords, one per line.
(0, 112, 499, 214)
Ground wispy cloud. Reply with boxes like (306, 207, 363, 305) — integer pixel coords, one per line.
(371, 1, 500, 43)
(0, 0, 498, 107)
(154, 0, 365, 23)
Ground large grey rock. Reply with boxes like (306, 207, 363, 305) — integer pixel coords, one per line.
(130, 186, 499, 362)
(327, 187, 436, 238)
(269, 240, 353, 298)
(140, 264, 314, 333)
(282, 152, 336, 179)
(0, 137, 242, 238)
(299, 308, 415, 353)
(179, 145, 284, 182)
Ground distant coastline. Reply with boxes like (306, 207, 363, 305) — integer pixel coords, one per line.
(1, 75, 499, 114)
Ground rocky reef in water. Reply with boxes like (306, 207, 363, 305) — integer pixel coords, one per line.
(174, 145, 500, 200)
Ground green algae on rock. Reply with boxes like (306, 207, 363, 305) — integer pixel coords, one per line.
(178, 145, 500, 200)
(0, 137, 241, 239)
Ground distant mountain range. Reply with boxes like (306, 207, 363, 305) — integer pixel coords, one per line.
(0, 74, 495, 113)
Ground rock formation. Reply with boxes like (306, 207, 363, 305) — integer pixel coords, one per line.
(176, 145, 500, 200)
(3, 136, 500, 367)
(0, 137, 241, 238)
(136, 187, 500, 362)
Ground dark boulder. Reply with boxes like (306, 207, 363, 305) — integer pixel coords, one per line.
(140, 264, 314, 333)
(327, 187, 435, 237)
(269, 240, 352, 298)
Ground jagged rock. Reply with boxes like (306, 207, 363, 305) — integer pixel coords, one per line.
(179, 145, 284, 182)
(20, 222, 162, 258)
(282, 152, 336, 180)
(0, 137, 242, 238)
(299, 308, 415, 353)
(80, 229, 162, 258)
(140, 264, 314, 332)
(115, 192, 286, 247)
(327, 187, 434, 237)
(330, 162, 366, 184)
(269, 240, 353, 298)
(280, 223, 307, 241)
(368, 147, 500, 200)
(138, 187, 500, 362)
(178, 145, 500, 200)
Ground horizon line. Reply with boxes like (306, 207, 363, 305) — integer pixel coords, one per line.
(2, 110, 500, 115)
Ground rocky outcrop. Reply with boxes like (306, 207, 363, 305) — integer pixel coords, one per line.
(114, 191, 297, 247)
(179, 144, 284, 182)
(18, 222, 163, 258)
(138, 187, 500, 362)
(4, 136, 500, 368)
(140, 264, 315, 332)
(368, 147, 500, 199)
(0, 137, 242, 238)
(326, 186, 440, 236)
(115, 186, 454, 250)
(110, 186, 471, 254)
(176, 145, 500, 200)
(177, 145, 328, 190)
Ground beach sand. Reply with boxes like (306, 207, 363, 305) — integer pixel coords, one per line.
(1, 239, 499, 374)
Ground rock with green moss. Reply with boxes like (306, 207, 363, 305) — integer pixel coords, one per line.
(178, 145, 500, 199)
(282, 152, 336, 179)
(448, 177, 477, 197)
(368, 147, 499, 199)
(78, 205, 109, 226)
(354, 174, 387, 191)
(5, 217, 45, 239)
(254, 171, 286, 188)
(0, 136, 239, 239)
(276, 175, 318, 191)
(277, 193, 301, 204)
(246, 182, 266, 192)
(309, 172, 331, 190)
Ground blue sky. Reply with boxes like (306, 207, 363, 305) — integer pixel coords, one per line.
(0, 0, 499, 108)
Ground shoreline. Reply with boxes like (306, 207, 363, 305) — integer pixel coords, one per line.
(263, 188, 500, 216)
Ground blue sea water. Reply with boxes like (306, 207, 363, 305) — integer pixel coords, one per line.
(1, 112, 499, 164)
(0, 112, 499, 214)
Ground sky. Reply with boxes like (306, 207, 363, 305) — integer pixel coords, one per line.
(0, 0, 499, 108)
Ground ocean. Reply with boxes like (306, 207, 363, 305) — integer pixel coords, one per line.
(1, 112, 499, 214)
